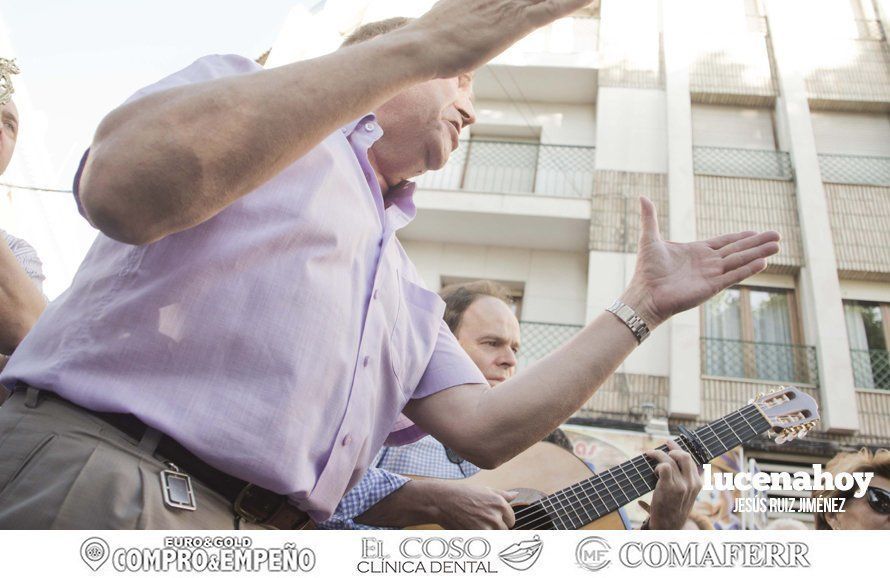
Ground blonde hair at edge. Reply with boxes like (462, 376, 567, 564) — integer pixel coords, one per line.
(813, 447, 890, 530)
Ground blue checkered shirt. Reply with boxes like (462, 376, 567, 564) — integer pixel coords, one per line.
(318, 436, 479, 529)
(3, 231, 45, 292)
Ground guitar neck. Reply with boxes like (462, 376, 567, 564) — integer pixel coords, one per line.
(514, 403, 772, 530)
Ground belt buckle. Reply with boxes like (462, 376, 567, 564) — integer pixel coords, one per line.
(160, 463, 197, 511)
(234, 483, 284, 525)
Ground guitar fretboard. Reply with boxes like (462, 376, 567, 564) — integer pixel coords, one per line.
(513, 403, 771, 530)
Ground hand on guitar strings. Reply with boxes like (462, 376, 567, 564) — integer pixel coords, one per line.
(431, 482, 518, 530)
(643, 439, 704, 530)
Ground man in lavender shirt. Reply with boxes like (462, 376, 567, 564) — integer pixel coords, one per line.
(0, 0, 779, 530)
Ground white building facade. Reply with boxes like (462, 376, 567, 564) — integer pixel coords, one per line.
(269, 0, 890, 526)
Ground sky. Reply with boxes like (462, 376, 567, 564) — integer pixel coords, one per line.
(0, 0, 319, 296)
(2, 0, 308, 185)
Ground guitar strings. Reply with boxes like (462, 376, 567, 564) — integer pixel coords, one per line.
(511, 405, 770, 529)
(511, 406, 766, 530)
(511, 405, 771, 530)
(511, 407, 763, 530)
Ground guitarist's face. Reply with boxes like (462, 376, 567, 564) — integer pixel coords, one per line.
(454, 296, 522, 386)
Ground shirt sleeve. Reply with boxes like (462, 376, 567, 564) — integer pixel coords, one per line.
(384, 250, 487, 445)
(72, 54, 262, 221)
(413, 318, 487, 399)
(316, 467, 410, 530)
(384, 319, 487, 446)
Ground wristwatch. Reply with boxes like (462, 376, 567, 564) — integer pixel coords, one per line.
(606, 299, 651, 344)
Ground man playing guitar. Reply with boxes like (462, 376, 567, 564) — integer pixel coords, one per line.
(321, 280, 702, 530)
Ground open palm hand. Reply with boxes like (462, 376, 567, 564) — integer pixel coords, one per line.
(622, 197, 781, 328)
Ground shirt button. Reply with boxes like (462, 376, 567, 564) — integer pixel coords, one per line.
(364, 122, 375, 132)
(363, 355, 370, 367)
(342, 435, 353, 447)
(373, 289, 379, 300)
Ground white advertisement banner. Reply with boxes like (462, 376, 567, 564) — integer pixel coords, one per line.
(0, 530, 880, 577)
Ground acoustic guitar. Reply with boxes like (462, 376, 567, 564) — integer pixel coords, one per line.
(406, 385, 820, 530)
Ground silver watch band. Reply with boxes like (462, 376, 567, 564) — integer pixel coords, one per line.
(606, 299, 651, 343)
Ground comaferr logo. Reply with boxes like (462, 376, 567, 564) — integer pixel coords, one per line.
(618, 542, 810, 568)
(576, 537, 611, 572)
(575, 538, 811, 571)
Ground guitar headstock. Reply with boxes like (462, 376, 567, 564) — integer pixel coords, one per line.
(751, 386, 820, 444)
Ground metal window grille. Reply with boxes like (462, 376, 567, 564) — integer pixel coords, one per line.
(518, 321, 583, 367)
(415, 139, 596, 198)
(818, 153, 890, 187)
(850, 348, 890, 390)
(693, 146, 793, 180)
(701, 337, 820, 386)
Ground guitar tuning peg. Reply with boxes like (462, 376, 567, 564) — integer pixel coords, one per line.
(775, 433, 788, 445)
(797, 429, 808, 439)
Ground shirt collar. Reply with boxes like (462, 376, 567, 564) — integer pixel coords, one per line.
(384, 180, 417, 230)
(340, 113, 418, 229)
(340, 112, 378, 137)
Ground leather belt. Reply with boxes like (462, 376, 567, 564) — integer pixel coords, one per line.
(20, 386, 310, 529)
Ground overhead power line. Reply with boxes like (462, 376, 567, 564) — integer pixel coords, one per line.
(0, 182, 72, 194)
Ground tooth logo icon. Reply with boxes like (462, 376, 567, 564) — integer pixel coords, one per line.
(498, 535, 543, 571)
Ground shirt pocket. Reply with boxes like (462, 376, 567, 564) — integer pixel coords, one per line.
(389, 276, 445, 400)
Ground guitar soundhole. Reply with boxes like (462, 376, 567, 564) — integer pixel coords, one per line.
(512, 503, 555, 530)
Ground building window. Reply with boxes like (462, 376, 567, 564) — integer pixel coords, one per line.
(844, 300, 890, 390)
(691, 104, 792, 180)
(702, 286, 812, 383)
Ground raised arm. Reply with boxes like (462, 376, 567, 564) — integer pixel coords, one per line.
(404, 197, 781, 469)
(78, 0, 597, 244)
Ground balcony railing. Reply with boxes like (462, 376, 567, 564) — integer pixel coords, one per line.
(693, 146, 793, 180)
(701, 338, 820, 386)
(818, 153, 890, 187)
(518, 321, 583, 366)
(851, 348, 890, 390)
(415, 139, 596, 198)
